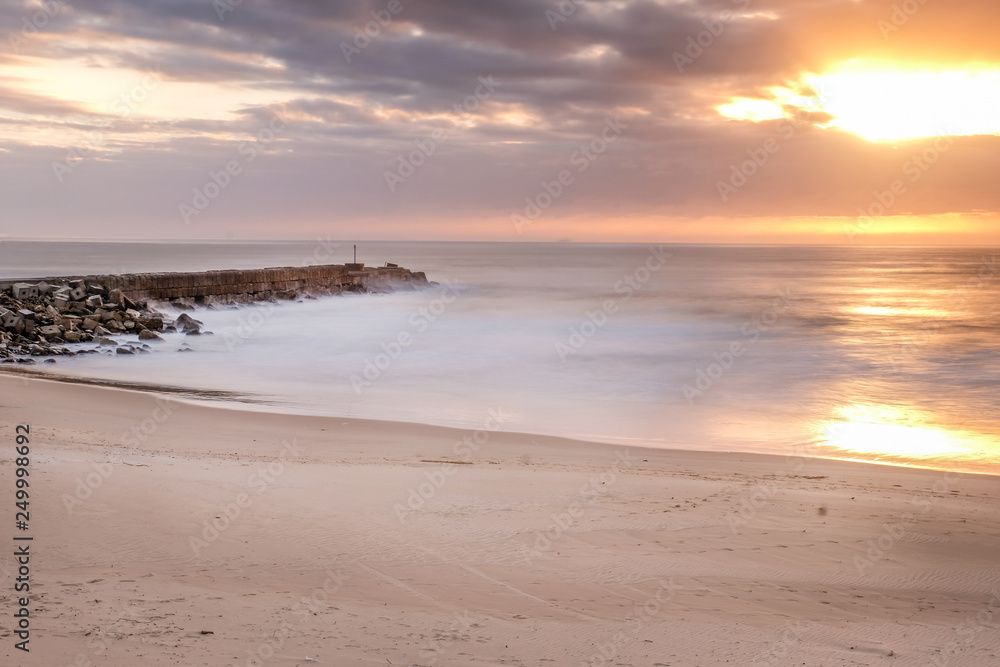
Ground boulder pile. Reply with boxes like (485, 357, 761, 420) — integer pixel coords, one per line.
(0, 279, 201, 363)
(0, 265, 431, 364)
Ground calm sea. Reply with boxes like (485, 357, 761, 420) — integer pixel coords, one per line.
(4, 240, 999, 473)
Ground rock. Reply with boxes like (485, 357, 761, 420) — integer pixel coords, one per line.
(136, 316, 163, 331)
(44, 358, 56, 363)
(138, 329, 162, 341)
(94, 325, 112, 336)
(81, 318, 99, 331)
(37, 325, 62, 338)
(115, 347, 135, 355)
(172, 297, 196, 310)
(175, 313, 204, 334)
(98, 337, 118, 346)
(63, 331, 82, 343)
(0, 308, 18, 328)
(108, 289, 125, 306)
(12, 283, 39, 300)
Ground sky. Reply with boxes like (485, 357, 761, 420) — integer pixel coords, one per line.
(0, 0, 998, 243)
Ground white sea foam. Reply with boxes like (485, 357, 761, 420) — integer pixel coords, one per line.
(7, 241, 1000, 471)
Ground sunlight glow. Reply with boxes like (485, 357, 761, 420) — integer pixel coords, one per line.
(717, 98, 784, 122)
(807, 65, 1000, 141)
(850, 305, 946, 317)
(717, 64, 1000, 141)
(823, 404, 969, 459)
(3, 56, 297, 122)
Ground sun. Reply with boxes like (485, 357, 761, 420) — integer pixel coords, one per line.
(717, 62, 1000, 142)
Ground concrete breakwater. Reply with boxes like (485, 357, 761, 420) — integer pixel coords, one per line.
(0, 264, 430, 361)
(0, 264, 428, 307)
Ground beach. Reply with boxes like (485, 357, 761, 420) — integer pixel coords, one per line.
(5, 0, 1000, 663)
(2, 373, 998, 666)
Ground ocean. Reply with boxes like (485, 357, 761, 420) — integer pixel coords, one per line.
(4, 240, 999, 473)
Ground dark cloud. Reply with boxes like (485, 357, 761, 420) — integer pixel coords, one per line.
(0, 0, 997, 239)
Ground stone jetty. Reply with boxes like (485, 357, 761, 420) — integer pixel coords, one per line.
(0, 264, 429, 362)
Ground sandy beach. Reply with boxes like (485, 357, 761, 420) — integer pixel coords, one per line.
(1, 373, 998, 666)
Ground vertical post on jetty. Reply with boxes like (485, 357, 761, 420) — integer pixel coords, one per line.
(346, 245, 364, 272)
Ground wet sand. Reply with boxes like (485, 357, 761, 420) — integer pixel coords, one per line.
(1, 374, 998, 666)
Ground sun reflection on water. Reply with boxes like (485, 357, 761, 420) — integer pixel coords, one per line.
(822, 404, 974, 459)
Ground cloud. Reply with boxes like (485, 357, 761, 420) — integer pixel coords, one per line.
(0, 0, 997, 240)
